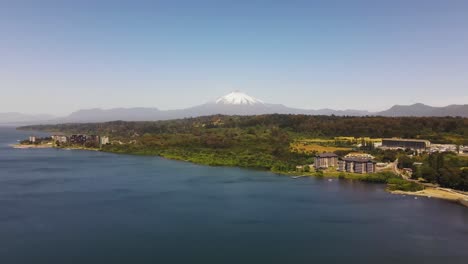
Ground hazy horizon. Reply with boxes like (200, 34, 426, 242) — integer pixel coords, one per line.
(1, 90, 467, 117)
(2, 0, 467, 115)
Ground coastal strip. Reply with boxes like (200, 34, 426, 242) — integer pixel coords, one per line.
(10, 143, 53, 149)
(391, 187, 468, 207)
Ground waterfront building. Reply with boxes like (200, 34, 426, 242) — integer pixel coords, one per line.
(87, 135, 100, 145)
(381, 138, 430, 151)
(314, 153, 338, 169)
(70, 135, 87, 145)
(100, 136, 110, 145)
(28, 136, 36, 143)
(51, 135, 68, 144)
(338, 160, 346, 171)
(338, 158, 376, 174)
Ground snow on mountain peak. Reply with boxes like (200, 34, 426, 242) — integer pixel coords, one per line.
(215, 91, 264, 105)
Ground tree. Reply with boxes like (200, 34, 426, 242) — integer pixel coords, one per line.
(419, 165, 438, 183)
(438, 167, 461, 189)
(398, 155, 413, 169)
(381, 150, 397, 162)
(459, 169, 468, 191)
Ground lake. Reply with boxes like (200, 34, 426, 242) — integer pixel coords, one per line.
(0, 127, 467, 263)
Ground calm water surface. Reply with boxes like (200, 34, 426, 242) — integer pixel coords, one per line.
(0, 127, 467, 263)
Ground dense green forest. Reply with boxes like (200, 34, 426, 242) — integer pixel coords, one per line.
(20, 114, 468, 144)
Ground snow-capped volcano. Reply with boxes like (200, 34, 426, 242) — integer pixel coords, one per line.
(215, 91, 264, 105)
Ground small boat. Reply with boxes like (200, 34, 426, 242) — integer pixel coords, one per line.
(292, 176, 302, 179)
(328, 179, 333, 182)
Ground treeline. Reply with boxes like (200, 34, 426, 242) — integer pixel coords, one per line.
(399, 153, 468, 191)
(20, 114, 468, 144)
(101, 126, 311, 171)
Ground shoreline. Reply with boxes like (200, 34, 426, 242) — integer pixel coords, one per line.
(11, 143, 99, 152)
(10, 143, 468, 207)
(10, 144, 53, 149)
(390, 187, 468, 207)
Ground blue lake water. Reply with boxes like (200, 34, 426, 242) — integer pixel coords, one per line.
(0, 127, 467, 263)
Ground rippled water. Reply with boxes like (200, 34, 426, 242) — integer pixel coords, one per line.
(0, 127, 467, 263)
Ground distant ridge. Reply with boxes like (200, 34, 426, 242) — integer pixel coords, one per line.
(376, 103, 468, 117)
(55, 91, 372, 123)
(1, 92, 467, 124)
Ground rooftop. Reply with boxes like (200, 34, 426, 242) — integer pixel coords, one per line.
(316, 152, 338, 158)
(382, 138, 430, 143)
(341, 157, 375, 163)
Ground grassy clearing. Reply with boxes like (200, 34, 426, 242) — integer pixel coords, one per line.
(291, 142, 352, 153)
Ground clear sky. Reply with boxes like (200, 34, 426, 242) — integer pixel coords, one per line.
(1, 0, 467, 115)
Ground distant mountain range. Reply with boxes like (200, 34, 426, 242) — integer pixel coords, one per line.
(1, 91, 467, 124)
(376, 103, 468, 117)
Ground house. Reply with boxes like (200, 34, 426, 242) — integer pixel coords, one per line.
(28, 136, 36, 143)
(338, 158, 376, 174)
(314, 153, 338, 169)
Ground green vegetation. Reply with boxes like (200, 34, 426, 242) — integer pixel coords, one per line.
(20, 114, 467, 143)
(387, 178, 425, 192)
(19, 114, 467, 191)
(404, 153, 468, 191)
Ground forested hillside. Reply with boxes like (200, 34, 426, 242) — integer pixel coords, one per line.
(20, 114, 468, 144)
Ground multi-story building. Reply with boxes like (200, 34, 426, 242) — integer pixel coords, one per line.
(28, 136, 36, 143)
(381, 138, 430, 151)
(338, 160, 346, 171)
(338, 158, 376, 174)
(70, 135, 87, 145)
(314, 153, 338, 169)
(51, 135, 68, 144)
(65, 134, 110, 147)
(87, 135, 100, 145)
(100, 136, 110, 146)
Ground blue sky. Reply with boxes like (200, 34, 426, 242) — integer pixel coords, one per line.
(1, 0, 467, 115)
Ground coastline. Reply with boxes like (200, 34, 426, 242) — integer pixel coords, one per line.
(390, 187, 468, 207)
(10, 143, 53, 149)
(11, 143, 99, 152)
(10, 143, 468, 207)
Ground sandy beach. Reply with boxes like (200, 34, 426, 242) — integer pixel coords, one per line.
(10, 144, 53, 149)
(391, 187, 468, 207)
